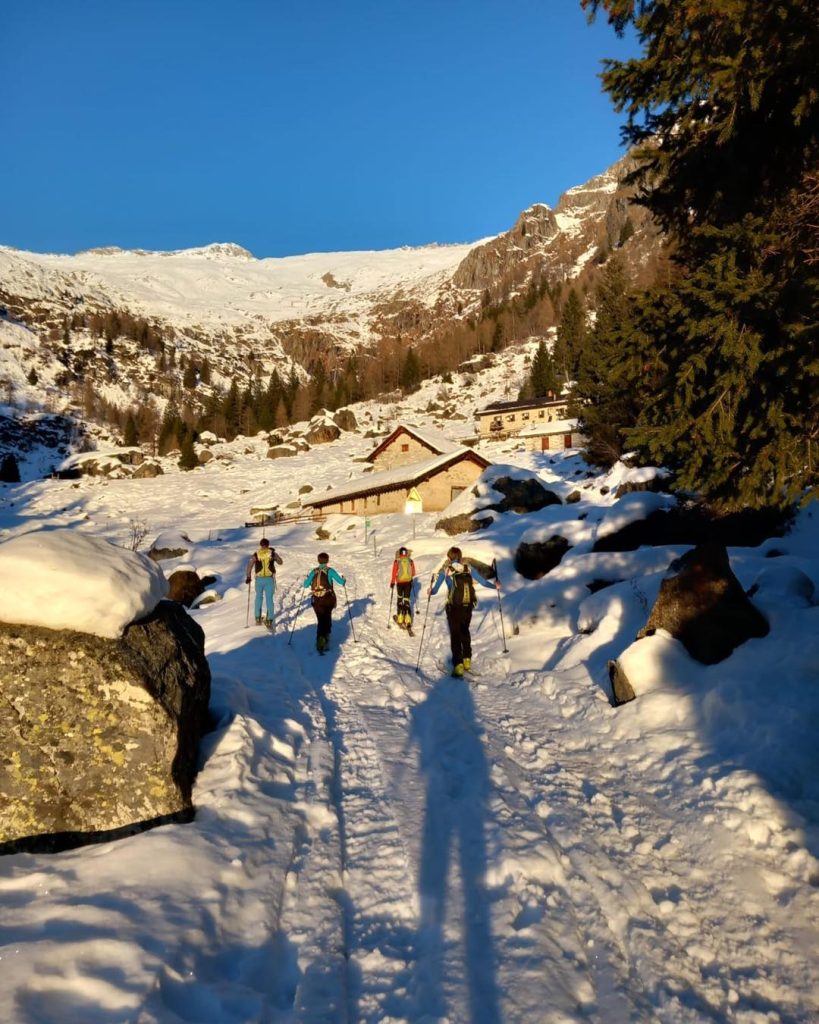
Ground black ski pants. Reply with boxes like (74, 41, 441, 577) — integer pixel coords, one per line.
(446, 603, 473, 667)
(312, 591, 337, 642)
(396, 581, 413, 621)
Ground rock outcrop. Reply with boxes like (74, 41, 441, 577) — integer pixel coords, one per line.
(0, 601, 211, 853)
(637, 543, 769, 664)
(514, 536, 571, 580)
(483, 476, 562, 515)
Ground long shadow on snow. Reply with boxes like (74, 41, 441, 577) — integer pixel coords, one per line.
(409, 674, 502, 1024)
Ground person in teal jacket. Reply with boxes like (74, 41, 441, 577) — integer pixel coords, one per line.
(303, 552, 346, 653)
(429, 546, 499, 676)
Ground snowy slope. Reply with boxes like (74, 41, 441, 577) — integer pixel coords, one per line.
(0, 395, 817, 1023)
(0, 240, 480, 346)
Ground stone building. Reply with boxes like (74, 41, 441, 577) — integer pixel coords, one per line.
(366, 423, 461, 470)
(517, 418, 586, 452)
(477, 397, 569, 440)
(303, 447, 491, 516)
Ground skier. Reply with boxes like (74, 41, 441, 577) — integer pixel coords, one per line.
(390, 545, 416, 633)
(245, 537, 283, 627)
(428, 546, 500, 677)
(303, 552, 346, 653)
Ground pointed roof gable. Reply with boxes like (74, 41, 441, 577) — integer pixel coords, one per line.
(365, 423, 461, 463)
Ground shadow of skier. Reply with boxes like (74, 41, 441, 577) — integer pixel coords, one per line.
(410, 675, 501, 1023)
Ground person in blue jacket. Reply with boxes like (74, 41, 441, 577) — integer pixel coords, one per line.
(303, 552, 346, 653)
(428, 546, 500, 677)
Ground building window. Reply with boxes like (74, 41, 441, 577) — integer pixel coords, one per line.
(522, 411, 530, 420)
(506, 414, 515, 423)
(538, 410, 545, 418)
(401, 443, 409, 452)
(564, 434, 572, 448)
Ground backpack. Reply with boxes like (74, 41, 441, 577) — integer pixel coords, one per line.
(448, 565, 476, 607)
(255, 548, 276, 576)
(311, 566, 333, 596)
(396, 555, 413, 583)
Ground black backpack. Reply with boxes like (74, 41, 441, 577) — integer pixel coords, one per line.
(254, 548, 276, 575)
(448, 566, 476, 607)
(311, 566, 333, 596)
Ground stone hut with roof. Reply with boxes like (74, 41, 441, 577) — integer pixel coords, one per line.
(303, 424, 491, 516)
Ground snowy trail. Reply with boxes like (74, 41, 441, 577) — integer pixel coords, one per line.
(2, 429, 819, 1024)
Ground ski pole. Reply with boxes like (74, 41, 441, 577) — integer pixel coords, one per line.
(387, 585, 394, 628)
(288, 594, 306, 646)
(492, 558, 509, 654)
(342, 582, 357, 642)
(245, 581, 252, 628)
(415, 574, 435, 673)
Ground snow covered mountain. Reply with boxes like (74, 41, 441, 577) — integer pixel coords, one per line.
(0, 152, 660, 435)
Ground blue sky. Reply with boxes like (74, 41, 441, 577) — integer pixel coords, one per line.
(2, 1, 637, 257)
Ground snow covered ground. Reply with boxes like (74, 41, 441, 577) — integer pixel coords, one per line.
(1, 412, 818, 1023)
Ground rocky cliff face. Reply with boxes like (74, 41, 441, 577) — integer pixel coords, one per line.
(0, 601, 211, 853)
(452, 153, 658, 296)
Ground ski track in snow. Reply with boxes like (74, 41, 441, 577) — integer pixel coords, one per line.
(1, 419, 818, 1023)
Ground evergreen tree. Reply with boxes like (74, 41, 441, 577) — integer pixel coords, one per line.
(571, 257, 647, 467)
(553, 290, 586, 383)
(309, 363, 327, 414)
(583, 0, 819, 507)
(222, 379, 241, 439)
(178, 432, 198, 471)
(400, 347, 422, 392)
(123, 412, 138, 447)
(158, 402, 183, 454)
(0, 453, 21, 483)
(27, 367, 38, 385)
(528, 339, 558, 397)
(182, 363, 198, 389)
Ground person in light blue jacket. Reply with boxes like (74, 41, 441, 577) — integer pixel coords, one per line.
(303, 552, 346, 653)
(429, 546, 499, 676)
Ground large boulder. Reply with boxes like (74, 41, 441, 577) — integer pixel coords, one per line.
(484, 475, 562, 514)
(333, 408, 358, 432)
(167, 569, 205, 607)
(514, 536, 571, 580)
(133, 460, 164, 479)
(304, 420, 341, 445)
(149, 531, 193, 562)
(0, 601, 211, 853)
(435, 512, 494, 536)
(637, 543, 769, 664)
(267, 444, 300, 460)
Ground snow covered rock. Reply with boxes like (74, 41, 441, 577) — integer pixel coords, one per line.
(149, 530, 193, 562)
(333, 407, 358, 432)
(607, 658, 636, 706)
(483, 474, 562, 514)
(267, 444, 300, 460)
(0, 601, 210, 852)
(304, 419, 340, 445)
(747, 565, 815, 608)
(637, 543, 769, 664)
(0, 529, 168, 638)
(132, 460, 164, 478)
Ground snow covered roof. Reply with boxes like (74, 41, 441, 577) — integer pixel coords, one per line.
(517, 418, 580, 437)
(304, 448, 490, 507)
(478, 396, 567, 416)
(366, 423, 462, 462)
